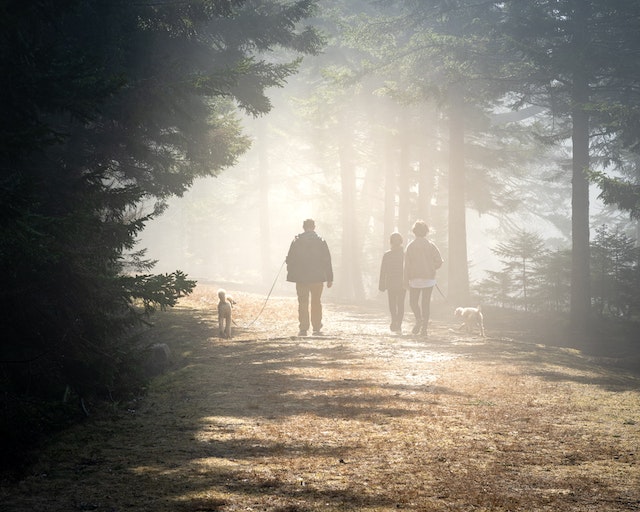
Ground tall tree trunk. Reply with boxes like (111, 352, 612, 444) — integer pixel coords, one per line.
(398, 110, 411, 237)
(383, 135, 396, 248)
(569, 1, 592, 337)
(447, 87, 469, 304)
(417, 105, 436, 223)
(570, 76, 591, 335)
(418, 160, 432, 223)
(338, 119, 365, 302)
(257, 120, 272, 285)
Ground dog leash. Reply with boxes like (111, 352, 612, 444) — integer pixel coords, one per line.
(237, 258, 286, 329)
(435, 283, 450, 304)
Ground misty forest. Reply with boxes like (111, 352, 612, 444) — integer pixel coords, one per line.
(2, 0, 640, 506)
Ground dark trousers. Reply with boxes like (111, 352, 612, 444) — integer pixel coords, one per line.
(296, 282, 324, 332)
(387, 288, 406, 327)
(409, 286, 434, 328)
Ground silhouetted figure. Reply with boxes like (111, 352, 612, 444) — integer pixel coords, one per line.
(379, 232, 406, 333)
(286, 219, 333, 336)
(404, 220, 443, 337)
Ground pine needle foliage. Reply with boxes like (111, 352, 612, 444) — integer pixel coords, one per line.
(0, 0, 321, 474)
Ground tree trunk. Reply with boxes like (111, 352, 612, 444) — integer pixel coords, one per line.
(447, 87, 469, 304)
(570, 76, 591, 335)
(383, 135, 396, 248)
(398, 109, 411, 238)
(418, 105, 436, 223)
(569, 1, 592, 337)
(338, 120, 365, 302)
(257, 120, 272, 285)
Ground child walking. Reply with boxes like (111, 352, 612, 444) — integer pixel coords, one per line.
(379, 232, 406, 333)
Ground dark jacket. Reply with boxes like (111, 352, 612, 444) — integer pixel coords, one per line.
(379, 246, 404, 291)
(403, 237, 443, 284)
(286, 231, 333, 283)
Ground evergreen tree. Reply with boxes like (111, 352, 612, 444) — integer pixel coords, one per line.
(490, 1, 640, 334)
(591, 170, 640, 221)
(532, 248, 572, 313)
(492, 230, 546, 312)
(591, 225, 637, 318)
(0, 0, 321, 469)
(476, 269, 516, 309)
(338, 1, 547, 304)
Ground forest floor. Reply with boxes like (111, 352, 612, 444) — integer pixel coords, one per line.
(2, 283, 640, 511)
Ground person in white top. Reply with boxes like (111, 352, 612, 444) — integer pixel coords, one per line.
(403, 220, 443, 336)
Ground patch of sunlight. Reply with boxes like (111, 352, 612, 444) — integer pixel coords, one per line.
(449, 338, 486, 346)
(192, 456, 244, 470)
(381, 370, 438, 386)
(194, 416, 254, 445)
(197, 416, 250, 432)
(402, 348, 456, 362)
(129, 465, 165, 475)
(372, 346, 457, 364)
(170, 490, 230, 509)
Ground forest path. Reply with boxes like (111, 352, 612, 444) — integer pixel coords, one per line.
(2, 284, 640, 511)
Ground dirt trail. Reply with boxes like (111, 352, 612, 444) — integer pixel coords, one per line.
(2, 285, 639, 511)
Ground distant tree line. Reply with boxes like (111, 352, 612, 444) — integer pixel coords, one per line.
(158, 0, 640, 333)
(477, 226, 640, 320)
(251, 0, 640, 338)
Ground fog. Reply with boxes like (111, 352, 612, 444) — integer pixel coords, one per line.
(139, 168, 507, 299)
(136, 29, 626, 307)
(136, 88, 582, 304)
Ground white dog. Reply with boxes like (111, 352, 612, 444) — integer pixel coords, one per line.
(454, 305, 485, 337)
(217, 289, 235, 338)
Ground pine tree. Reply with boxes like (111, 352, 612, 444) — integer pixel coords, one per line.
(490, 1, 640, 334)
(492, 230, 546, 312)
(0, 0, 321, 469)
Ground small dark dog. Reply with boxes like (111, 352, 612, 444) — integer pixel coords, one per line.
(217, 289, 235, 338)
(454, 305, 485, 337)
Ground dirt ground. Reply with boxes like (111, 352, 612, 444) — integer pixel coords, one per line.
(2, 283, 640, 511)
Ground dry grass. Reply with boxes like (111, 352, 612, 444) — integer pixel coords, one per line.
(2, 283, 639, 511)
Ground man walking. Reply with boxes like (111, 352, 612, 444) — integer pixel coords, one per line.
(286, 219, 333, 336)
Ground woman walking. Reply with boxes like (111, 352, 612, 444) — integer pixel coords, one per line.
(404, 220, 443, 336)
